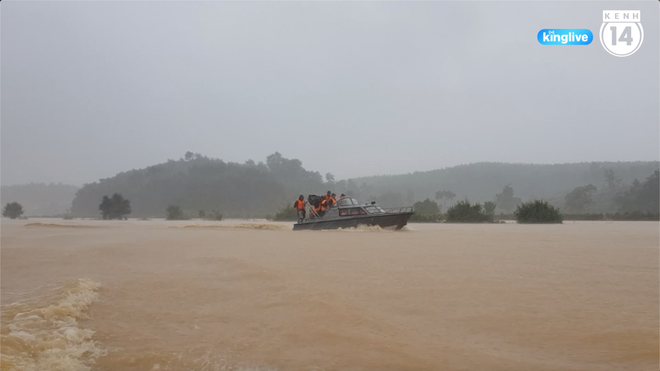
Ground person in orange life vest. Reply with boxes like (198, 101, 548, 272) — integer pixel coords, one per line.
(329, 193, 337, 208)
(319, 191, 332, 217)
(293, 195, 306, 223)
(312, 199, 321, 217)
(318, 199, 327, 217)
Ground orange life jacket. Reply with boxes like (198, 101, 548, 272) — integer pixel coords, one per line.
(295, 200, 305, 210)
(319, 199, 327, 211)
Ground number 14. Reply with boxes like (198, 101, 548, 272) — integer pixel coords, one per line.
(610, 26, 633, 45)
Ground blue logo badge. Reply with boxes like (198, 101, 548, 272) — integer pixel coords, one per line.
(537, 29, 593, 45)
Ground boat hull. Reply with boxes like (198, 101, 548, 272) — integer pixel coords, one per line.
(292, 212, 413, 231)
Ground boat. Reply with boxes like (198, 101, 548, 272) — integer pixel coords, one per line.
(292, 196, 414, 231)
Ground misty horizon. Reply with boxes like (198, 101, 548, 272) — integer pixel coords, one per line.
(1, 155, 659, 188)
(2, 1, 658, 186)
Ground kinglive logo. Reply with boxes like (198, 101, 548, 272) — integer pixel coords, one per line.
(537, 29, 593, 45)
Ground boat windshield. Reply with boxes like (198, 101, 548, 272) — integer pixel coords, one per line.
(365, 206, 387, 214)
(338, 197, 360, 206)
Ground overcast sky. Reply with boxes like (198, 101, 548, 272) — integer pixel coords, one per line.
(1, 1, 658, 186)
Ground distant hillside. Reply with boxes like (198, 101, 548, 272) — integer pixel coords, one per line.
(339, 161, 659, 213)
(1, 183, 79, 216)
(70, 152, 329, 218)
(69, 156, 658, 218)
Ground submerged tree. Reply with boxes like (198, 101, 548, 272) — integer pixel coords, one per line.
(166, 205, 186, 220)
(2, 202, 24, 219)
(413, 198, 441, 215)
(445, 200, 493, 223)
(99, 193, 131, 220)
(515, 200, 562, 224)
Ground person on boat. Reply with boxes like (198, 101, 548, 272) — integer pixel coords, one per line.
(318, 199, 327, 217)
(329, 193, 337, 208)
(312, 199, 321, 218)
(339, 193, 346, 199)
(294, 195, 306, 223)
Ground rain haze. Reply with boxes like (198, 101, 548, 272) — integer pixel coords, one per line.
(2, 3, 659, 371)
(1, 1, 658, 186)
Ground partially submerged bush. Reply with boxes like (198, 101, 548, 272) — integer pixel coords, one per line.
(410, 199, 442, 222)
(99, 194, 131, 220)
(514, 200, 562, 224)
(446, 201, 493, 223)
(3, 202, 24, 219)
(166, 205, 188, 220)
(198, 210, 223, 221)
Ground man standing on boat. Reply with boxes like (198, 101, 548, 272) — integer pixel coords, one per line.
(318, 191, 334, 217)
(294, 195, 306, 223)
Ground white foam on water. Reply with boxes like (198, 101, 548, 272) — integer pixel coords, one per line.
(335, 224, 402, 232)
(0, 278, 106, 371)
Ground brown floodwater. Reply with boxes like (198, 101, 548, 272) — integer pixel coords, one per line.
(1, 219, 658, 371)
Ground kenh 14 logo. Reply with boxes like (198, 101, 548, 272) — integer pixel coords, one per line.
(600, 10, 644, 57)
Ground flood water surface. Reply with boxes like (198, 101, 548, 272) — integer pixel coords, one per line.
(1, 219, 658, 371)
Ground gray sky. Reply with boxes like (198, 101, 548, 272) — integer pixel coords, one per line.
(2, 1, 658, 186)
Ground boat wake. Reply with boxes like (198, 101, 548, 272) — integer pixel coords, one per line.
(176, 223, 290, 231)
(0, 278, 106, 371)
(24, 223, 99, 229)
(335, 224, 403, 232)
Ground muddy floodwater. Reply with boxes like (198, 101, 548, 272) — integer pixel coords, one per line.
(1, 219, 658, 371)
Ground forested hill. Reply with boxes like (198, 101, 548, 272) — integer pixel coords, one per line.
(344, 161, 659, 213)
(69, 155, 658, 218)
(70, 152, 329, 218)
(1, 183, 79, 216)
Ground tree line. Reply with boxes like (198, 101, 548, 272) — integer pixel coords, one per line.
(348, 161, 659, 213)
(70, 152, 331, 218)
(67, 155, 658, 219)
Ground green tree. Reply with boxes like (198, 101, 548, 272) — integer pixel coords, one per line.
(564, 184, 597, 213)
(604, 169, 621, 189)
(515, 200, 562, 224)
(166, 205, 186, 220)
(2, 202, 24, 219)
(446, 200, 492, 223)
(99, 193, 131, 219)
(615, 170, 659, 213)
(483, 201, 496, 215)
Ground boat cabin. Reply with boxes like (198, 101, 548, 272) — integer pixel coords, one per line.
(329, 197, 388, 217)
